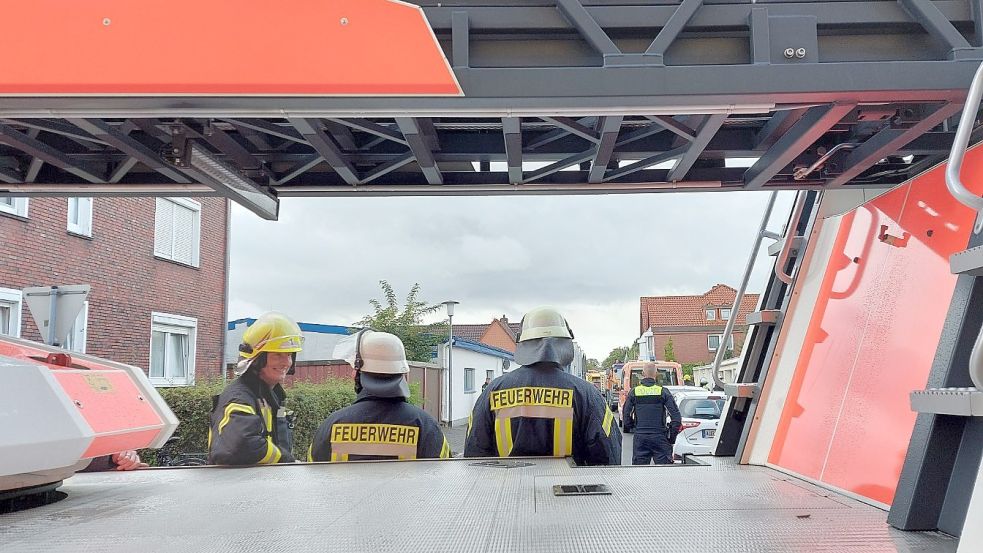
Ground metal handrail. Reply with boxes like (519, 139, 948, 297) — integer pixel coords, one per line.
(946, 61, 983, 233)
(711, 191, 779, 390)
(775, 191, 806, 285)
(972, 320, 983, 390)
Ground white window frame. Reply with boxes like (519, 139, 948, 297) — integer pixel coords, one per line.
(154, 197, 201, 268)
(67, 197, 94, 237)
(464, 367, 476, 393)
(720, 307, 732, 321)
(705, 308, 716, 321)
(707, 334, 735, 352)
(149, 312, 198, 386)
(0, 197, 29, 218)
(0, 288, 23, 338)
(486, 369, 495, 382)
(65, 301, 89, 353)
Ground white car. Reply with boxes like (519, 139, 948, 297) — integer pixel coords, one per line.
(671, 391, 726, 459)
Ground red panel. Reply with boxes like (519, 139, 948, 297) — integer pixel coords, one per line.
(769, 147, 983, 505)
(83, 429, 162, 458)
(52, 371, 163, 433)
(0, 0, 461, 96)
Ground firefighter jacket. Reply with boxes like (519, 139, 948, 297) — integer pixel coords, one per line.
(464, 363, 622, 465)
(207, 371, 295, 465)
(622, 377, 682, 435)
(308, 397, 451, 462)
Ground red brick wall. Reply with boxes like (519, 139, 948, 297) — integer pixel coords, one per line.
(0, 196, 228, 379)
(480, 322, 516, 353)
(225, 360, 355, 385)
(654, 331, 747, 365)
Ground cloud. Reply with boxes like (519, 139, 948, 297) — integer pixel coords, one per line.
(228, 191, 795, 359)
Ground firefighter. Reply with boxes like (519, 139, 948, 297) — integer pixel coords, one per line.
(622, 362, 682, 465)
(308, 330, 450, 462)
(207, 312, 303, 465)
(464, 307, 622, 465)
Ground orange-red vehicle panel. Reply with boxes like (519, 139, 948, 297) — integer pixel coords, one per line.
(0, 0, 461, 96)
(769, 149, 983, 505)
(83, 429, 163, 459)
(52, 370, 163, 433)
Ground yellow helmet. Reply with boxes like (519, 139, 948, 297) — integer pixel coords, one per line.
(516, 307, 574, 342)
(239, 312, 304, 360)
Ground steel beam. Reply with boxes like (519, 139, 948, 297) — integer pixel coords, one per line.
(221, 119, 306, 144)
(615, 123, 670, 148)
(644, 115, 697, 142)
(667, 114, 726, 182)
(645, 0, 704, 60)
(1, 119, 108, 147)
(24, 128, 44, 183)
(0, 164, 22, 184)
(755, 108, 808, 151)
(828, 102, 964, 187)
(0, 124, 104, 183)
(396, 118, 443, 185)
(329, 118, 408, 146)
(108, 157, 140, 184)
(899, 0, 973, 58)
(70, 119, 192, 183)
(0, 183, 219, 197)
(503, 117, 523, 184)
(276, 179, 726, 197)
(523, 149, 596, 183)
(361, 153, 416, 184)
(276, 155, 323, 186)
(750, 7, 770, 64)
(588, 116, 623, 183)
(602, 146, 688, 182)
(555, 0, 620, 57)
(541, 117, 601, 144)
(528, 117, 596, 149)
(744, 103, 856, 189)
(452, 10, 470, 68)
(322, 120, 358, 151)
(288, 118, 360, 186)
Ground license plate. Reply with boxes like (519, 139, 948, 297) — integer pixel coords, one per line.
(702, 429, 716, 439)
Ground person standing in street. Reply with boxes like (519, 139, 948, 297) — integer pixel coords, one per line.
(622, 362, 682, 465)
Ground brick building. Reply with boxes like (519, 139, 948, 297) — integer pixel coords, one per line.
(453, 315, 521, 353)
(639, 284, 759, 365)
(0, 196, 229, 385)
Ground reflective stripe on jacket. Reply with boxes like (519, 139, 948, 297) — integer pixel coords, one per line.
(207, 371, 295, 465)
(309, 398, 450, 462)
(464, 363, 622, 465)
(622, 377, 682, 434)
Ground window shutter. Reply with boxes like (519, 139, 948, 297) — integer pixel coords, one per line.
(172, 203, 196, 265)
(154, 198, 174, 257)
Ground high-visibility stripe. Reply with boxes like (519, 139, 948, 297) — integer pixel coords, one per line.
(218, 403, 256, 434)
(256, 403, 281, 465)
(307, 444, 314, 462)
(564, 418, 573, 456)
(466, 413, 473, 437)
(602, 408, 614, 437)
(330, 452, 339, 462)
(440, 437, 451, 459)
(495, 417, 514, 456)
(635, 384, 663, 397)
(552, 417, 574, 457)
(207, 428, 213, 449)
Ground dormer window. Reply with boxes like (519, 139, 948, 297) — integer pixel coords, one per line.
(706, 308, 716, 321)
(721, 308, 732, 321)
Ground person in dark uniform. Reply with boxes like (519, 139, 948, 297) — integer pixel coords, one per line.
(207, 312, 303, 465)
(622, 362, 682, 465)
(309, 330, 450, 462)
(464, 307, 621, 465)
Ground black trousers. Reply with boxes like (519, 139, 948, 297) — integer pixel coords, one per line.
(632, 431, 672, 465)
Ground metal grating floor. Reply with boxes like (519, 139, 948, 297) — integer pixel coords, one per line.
(0, 458, 957, 552)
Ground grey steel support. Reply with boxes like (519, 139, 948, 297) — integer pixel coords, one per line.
(974, 0, 983, 48)
(588, 116, 622, 183)
(179, 143, 279, 220)
(541, 117, 600, 144)
(1, 119, 108, 147)
(0, 165, 22, 184)
(644, 116, 696, 142)
(24, 129, 44, 183)
(276, 155, 323, 186)
(197, 122, 264, 173)
(221, 119, 305, 145)
(749, 7, 770, 64)
(755, 109, 808, 151)
(889, 248, 983, 534)
(615, 123, 670, 148)
(899, 0, 975, 59)
(645, 0, 703, 64)
(828, 102, 964, 187)
(288, 118, 359, 186)
(396, 118, 443, 185)
(524, 149, 596, 183)
(502, 117, 522, 184)
(555, 0, 620, 58)
(322, 121, 358, 152)
(68, 119, 191, 183)
(331, 118, 407, 146)
(745, 103, 855, 189)
(667, 114, 725, 182)
(0, 124, 105, 183)
(528, 117, 596, 150)
(602, 146, 687, 183)
(452, 11, 470, 68)
(361, 153, 415, 184)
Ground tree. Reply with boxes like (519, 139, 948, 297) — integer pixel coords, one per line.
(586, 358, 601, 372)
(663, 338, 676, 362)
(355, 281, 447, 362)
(601, 343, 640, 369)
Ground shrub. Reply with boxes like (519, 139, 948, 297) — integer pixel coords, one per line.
(143, 377, 423, 465)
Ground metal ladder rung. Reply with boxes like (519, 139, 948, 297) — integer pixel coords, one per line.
(950, 245, 983, 276)
(910, 387, 983, 416)
(746, 310, 780, 325)
(767, 236, 803, 257)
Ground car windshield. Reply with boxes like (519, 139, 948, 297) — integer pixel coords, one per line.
(629, 368, 677, 388)
(679, 398, 725, 420)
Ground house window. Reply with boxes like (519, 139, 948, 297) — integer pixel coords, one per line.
(720, 308, 732, 321)
(464, 368, 476, 392)
(486, 369, 495, 382)
(67, 197, 93, 237)
(705, 308, 716, 321)
(0, 197, 29, 218)
(0, 288, 23, 337)
(708, 334, 735, 352)
(64, 301, 89, 353)
(149, 312, 197, 386)
(154, 198, 201, 267)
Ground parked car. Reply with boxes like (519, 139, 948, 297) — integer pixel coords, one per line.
(672, 391, 726, 459)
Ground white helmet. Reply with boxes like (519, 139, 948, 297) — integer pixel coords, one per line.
(335, 330, 410, 375)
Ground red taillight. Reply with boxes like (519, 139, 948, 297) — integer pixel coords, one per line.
(680, 421, 700, 430)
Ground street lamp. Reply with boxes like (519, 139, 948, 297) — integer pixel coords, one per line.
(441, 300, 459, 427)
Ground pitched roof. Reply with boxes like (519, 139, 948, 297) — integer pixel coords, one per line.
(640, 284, 760, 332)
(452, 323, 492, 342)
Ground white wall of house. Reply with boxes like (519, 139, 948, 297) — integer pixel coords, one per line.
(693, 357, 740, 388)
(437, 341, 517, 425)
(225, 320, 350, 364)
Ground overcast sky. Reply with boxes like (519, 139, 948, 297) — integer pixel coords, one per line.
(227, 191, 796, 360)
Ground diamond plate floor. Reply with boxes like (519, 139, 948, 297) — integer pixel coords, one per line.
(0, 458, 957, 553)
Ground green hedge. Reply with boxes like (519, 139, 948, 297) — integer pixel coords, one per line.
(143, 378, 422, 465)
